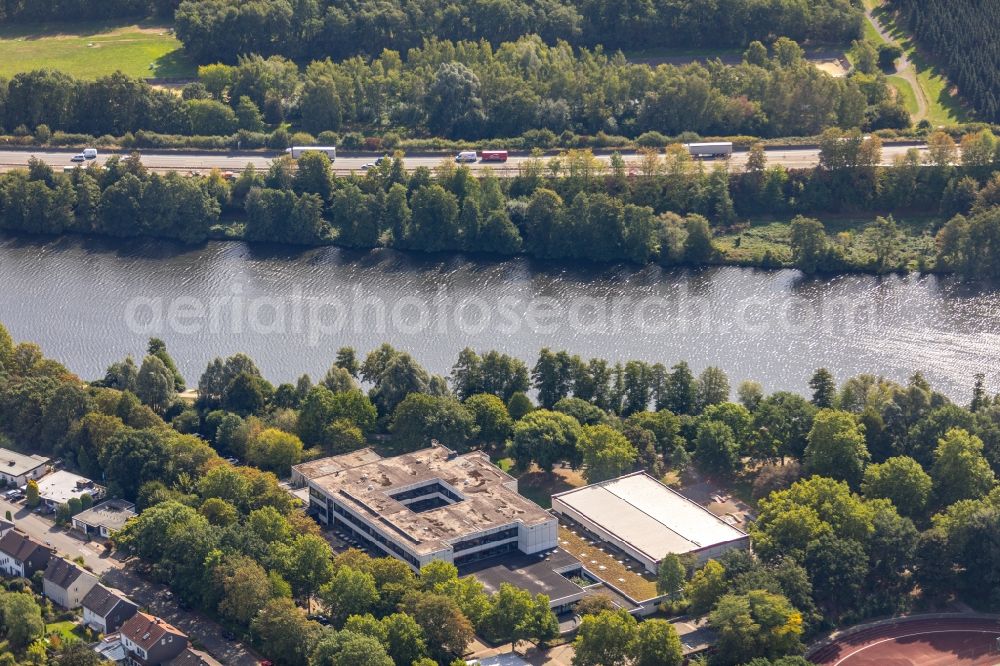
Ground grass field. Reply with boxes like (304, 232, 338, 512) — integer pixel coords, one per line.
(887, 74, 919, 116)
(46, 620, 84, 643)
(0, 21, 194, 80)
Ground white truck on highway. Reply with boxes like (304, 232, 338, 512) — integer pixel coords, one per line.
(286, 146, 336, 160)
(685, 142, 733, 158)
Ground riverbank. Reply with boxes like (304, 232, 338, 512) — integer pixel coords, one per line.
(202, 210, 948, 276)
(714, 213, 945, 274)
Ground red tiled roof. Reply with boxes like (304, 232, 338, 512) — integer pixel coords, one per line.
(120, 612, 187, 651)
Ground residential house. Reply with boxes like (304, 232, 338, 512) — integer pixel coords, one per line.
(36, 470, 104, 512)
(120, 612, 188, 666)
(0, 447, 49, 487)
(72, 499, 136, 539)
(83, 584, 139, 634)
(0, 529, 53, 578)
(165, 648, 223, 666)
(43, 558, 99, 609)
(0, 520, 13, 537)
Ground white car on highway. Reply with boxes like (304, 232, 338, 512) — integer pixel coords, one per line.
(70, 154, 86, 163)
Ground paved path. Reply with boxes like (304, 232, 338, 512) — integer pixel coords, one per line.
(865, 5, 928, 121)
(0, 144, 928, 177)
(1, 497, 259, 666)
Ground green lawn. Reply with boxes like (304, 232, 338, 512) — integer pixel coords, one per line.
(0, 21, 194, 80)
(46, 620, 84, 643)
(861, 14, 887, 47)
(912, 56, 967, 126)
(887, 74, 919, 116)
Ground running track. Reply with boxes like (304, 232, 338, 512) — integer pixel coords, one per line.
(810, 617, 1000, 666)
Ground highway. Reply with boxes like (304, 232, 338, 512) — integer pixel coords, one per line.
(0, 143, 928, 176)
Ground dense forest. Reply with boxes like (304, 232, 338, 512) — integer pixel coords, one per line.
(0, 37, 904, 142)
(2, 322, 1000, 664)
(2, 131, 1000, 276)
(0, 0, 176, 21)
(0, 0, 862, 60)
(890, 0, 1000, 123)
(172, 0, 862, 63)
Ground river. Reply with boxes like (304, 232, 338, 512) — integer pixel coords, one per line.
(1, 234, 999, 401)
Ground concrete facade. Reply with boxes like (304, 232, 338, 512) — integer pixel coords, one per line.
(296, 444, 558, 571)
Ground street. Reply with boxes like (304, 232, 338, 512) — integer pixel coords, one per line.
(1, 497, 260, 666)
(0, 497, 116, 574)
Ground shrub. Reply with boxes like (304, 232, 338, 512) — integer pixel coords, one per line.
(34, 124, 52, 144)
(381, 132, 401, 149)
(267, 127, 290, 149)
(317, 130, 340, 146)
(49, 132, 96, 147)
(341, 132, 364, 149)
(636, 131, 670, 148)
(591, 131, 629, 148)
(522, 128, 557, 148)
(236, 129, 268, 149)
(289, 131, 317, 146)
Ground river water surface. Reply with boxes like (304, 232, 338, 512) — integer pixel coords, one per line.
(1, 234, 999, 401)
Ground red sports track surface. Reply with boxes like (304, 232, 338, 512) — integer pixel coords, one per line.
(810, 617, 1000, 666)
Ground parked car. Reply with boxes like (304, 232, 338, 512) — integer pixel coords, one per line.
(70, 154, 86, 163)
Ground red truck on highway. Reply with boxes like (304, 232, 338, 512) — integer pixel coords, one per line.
(480, 150, 509, 163)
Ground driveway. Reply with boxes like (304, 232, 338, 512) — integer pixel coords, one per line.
(0, 497, 120, 574)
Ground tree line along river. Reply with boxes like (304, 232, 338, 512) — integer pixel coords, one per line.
(1, 233, 999, 402)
